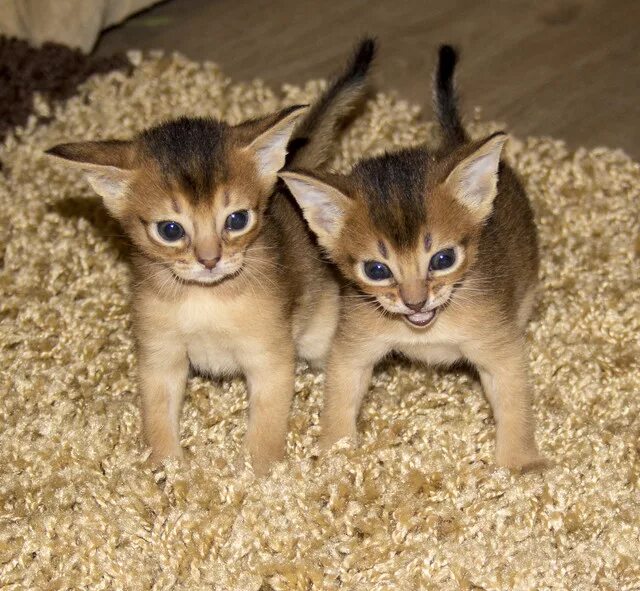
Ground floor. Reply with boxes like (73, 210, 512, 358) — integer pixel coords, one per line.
(95, 0, 640, 158)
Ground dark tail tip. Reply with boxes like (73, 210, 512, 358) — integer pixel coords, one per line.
(437, 45, 458, 89)
(347, 37, 377, 79)
(284, 37, 376, 170)
(434, 43, 467, 147)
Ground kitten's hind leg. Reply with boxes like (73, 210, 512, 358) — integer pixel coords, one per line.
(516, 285, 538, 330)
(138, 339, 189, 465)
(463, 334, 547, 471)
(295, 284, 340, 369)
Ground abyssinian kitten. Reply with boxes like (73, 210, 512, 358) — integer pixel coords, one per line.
(281, 45, 546, 470)
(46, 39, 376, 475)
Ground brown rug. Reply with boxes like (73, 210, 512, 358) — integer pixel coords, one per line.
(0, 51, 638, 590)
(0, 36, 130, 147)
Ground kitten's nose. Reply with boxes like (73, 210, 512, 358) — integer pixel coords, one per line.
(198, 256, 220, 270)
(404, 300, 427, 313)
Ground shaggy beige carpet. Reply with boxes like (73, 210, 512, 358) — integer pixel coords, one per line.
(1, 51, 639, 590)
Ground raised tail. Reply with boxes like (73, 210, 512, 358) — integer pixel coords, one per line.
(433, 45, 468, 148)
(286, 37, 376, 170)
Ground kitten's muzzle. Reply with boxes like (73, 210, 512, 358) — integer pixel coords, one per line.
(376, 293, 439, 327)
(403, 299, 427, 313)
(198, 256, 220, 270)
(404, 309, 437, 328)
(173, 257, 241, 284)
(400, 298, 439, 328)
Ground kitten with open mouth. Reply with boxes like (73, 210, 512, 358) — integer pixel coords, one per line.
(282, 45, 546, 471)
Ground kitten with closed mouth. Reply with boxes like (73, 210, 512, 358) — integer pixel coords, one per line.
(281, 45, 546, 471)
(46, 39, 376, 475)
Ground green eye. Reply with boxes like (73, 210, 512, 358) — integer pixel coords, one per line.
(429, 248, 456, 271)
(364, 260, 393, 281)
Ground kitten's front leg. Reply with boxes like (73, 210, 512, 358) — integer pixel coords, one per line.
(464, 336, 546, 471)
(319, 338, 385, 450)
(241, 347, 296, 476)
(138, 339, 189, 464)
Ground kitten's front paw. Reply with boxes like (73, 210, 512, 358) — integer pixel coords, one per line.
(318, 429, 357, 453)
(245, 439, 285, 477)
(146, 445, 184, 468)
(496, 449, 550, 473)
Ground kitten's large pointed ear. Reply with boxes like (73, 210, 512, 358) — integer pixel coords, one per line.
(280, 171, 351, 251)
(242, 105, 309, 186)
(444, 132, 508, 220)
(45, 140, 136, 218)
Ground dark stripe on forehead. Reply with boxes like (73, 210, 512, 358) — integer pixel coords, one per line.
(377, 239, 388, 259)
(352, 148, 430, 249)
(140, 117, 229, 202)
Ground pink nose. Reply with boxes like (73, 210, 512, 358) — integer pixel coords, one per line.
(198, 257, 220, 270)
(404, 299, 426, 312)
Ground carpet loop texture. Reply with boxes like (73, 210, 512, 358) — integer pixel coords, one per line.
(0, 52, 639, 590)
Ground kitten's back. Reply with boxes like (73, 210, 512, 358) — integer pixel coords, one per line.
(273, 37, 377, 291)
(266, 38, 377, 354)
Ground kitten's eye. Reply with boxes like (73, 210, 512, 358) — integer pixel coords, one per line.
(225, 210, 250, 232)
(429, 248, 456, 271)
(157, 221, 185, 242)
(363, 261, 393, 281)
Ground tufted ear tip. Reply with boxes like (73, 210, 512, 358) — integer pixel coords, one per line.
(242, 106, 310, 185)
(444, 132, 508, 220)
(43, 140, 136, 218)
(42, 139, 136, 168)
(44, 145, 63, 158)
(280, 171, 351, 252)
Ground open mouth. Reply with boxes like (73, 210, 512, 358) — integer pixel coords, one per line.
(403, 308, 437, 328)
(171, 268, 224, 285)
(174, 264, 244, 286)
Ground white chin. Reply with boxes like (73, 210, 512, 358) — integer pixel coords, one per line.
(192, 275, 225, 285)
